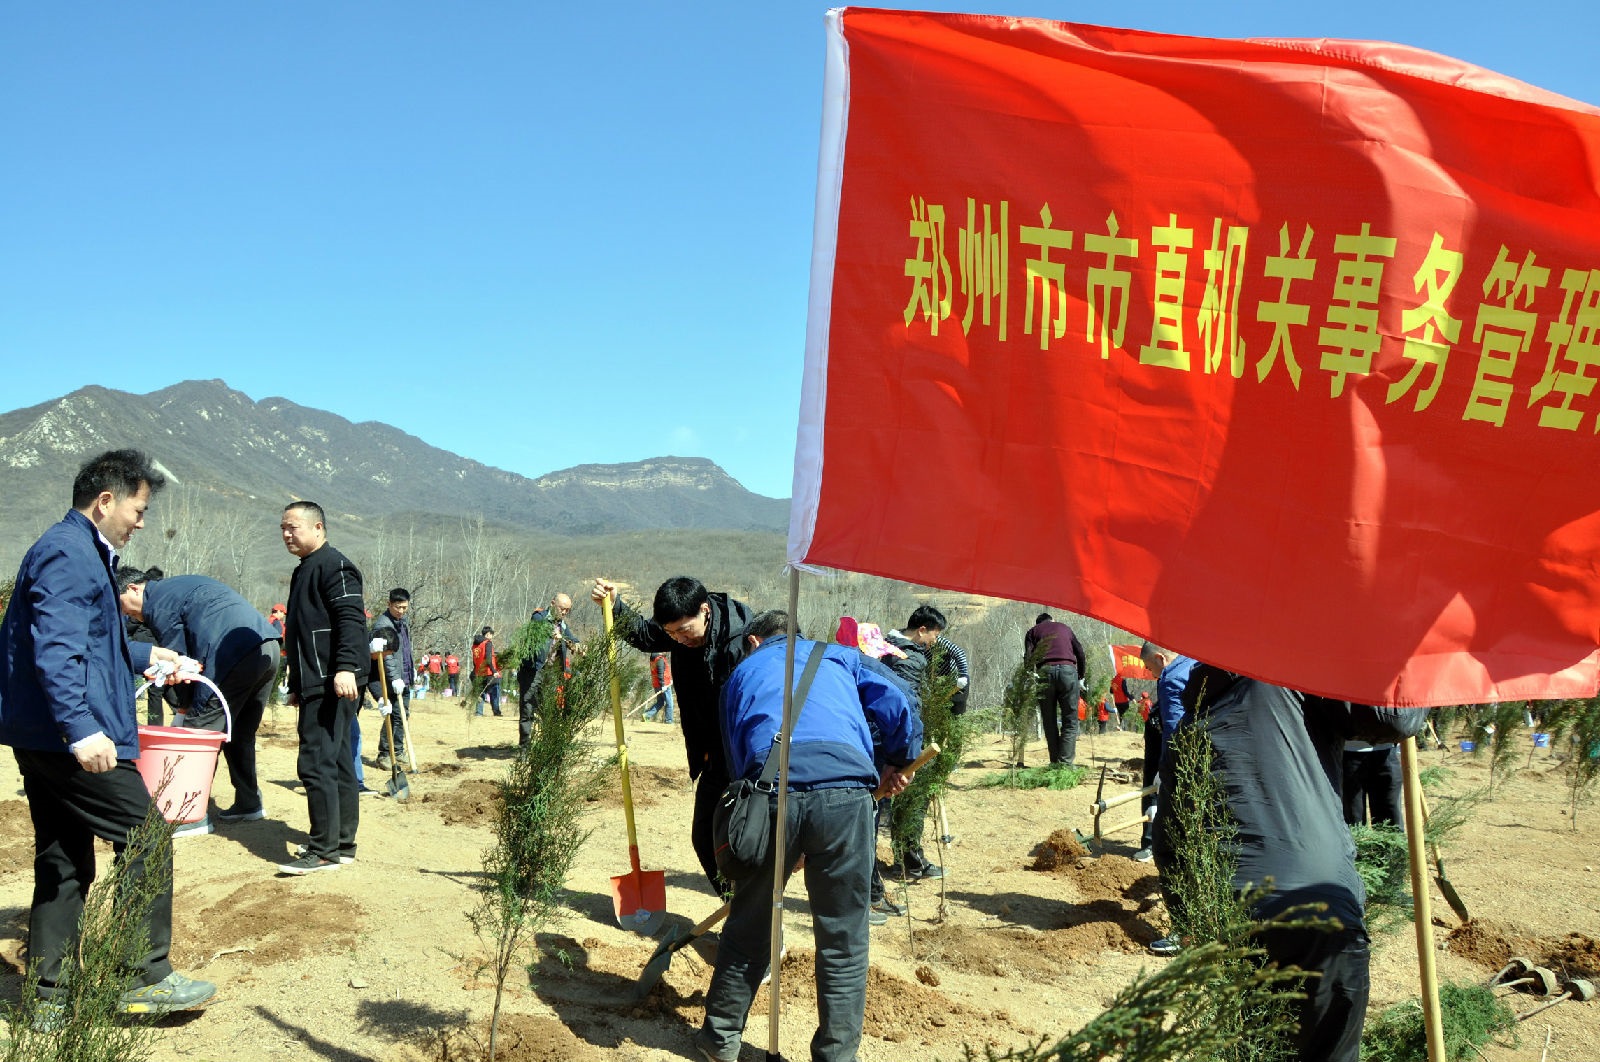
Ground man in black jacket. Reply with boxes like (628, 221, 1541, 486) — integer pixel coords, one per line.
(592, 575, 753, 891)
(1153, 666, 1428, 1062)
(279, 501, 368, 875)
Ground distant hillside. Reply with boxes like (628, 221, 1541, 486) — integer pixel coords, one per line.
(0, 379, 789, 572)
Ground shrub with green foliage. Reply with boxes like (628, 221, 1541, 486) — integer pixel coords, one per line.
(890, 651, 973, 879)
(999, 645, 1045, 767)
(1542, 694, 1600, 825)
(976, 763, 1089, 791)
(1360, 982, 1516, 1062)
(468, 626, 611, 1061)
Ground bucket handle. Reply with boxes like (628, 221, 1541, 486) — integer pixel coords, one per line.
(134, 672, 232, 743)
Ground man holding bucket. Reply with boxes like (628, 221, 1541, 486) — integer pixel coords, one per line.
(0, 449, 218, 1018)
(115, 566, 282, 826)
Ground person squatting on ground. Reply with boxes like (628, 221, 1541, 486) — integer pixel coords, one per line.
(368, 587, 414, 768)
(594, 575, 753, 892)
(694, 610, 921, 1062)
(279, 500, 368, 875)
(0, 448, 217, 1016)
(116, 566, 282, 827)
(517, 593, 578, 746)
(1152, 666, 1428, 1062)
(1023, 611, 1087, 766)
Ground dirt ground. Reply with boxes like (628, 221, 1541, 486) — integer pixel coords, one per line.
(1, 698, 1596, 1061)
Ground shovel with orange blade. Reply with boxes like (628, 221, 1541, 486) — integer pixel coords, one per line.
(602, 596, 668, 935)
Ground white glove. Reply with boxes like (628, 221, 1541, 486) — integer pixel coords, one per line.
(370, 637, 387, 654)
(955, 676, 968, 689)
(377, 699, 393, 717)
(391, 678, 404, 696)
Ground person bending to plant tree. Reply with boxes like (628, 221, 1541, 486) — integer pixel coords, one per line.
(694, 609, 920, 1062)
(1152, 666, 1428, 1062)
(592, 575, 754, 891)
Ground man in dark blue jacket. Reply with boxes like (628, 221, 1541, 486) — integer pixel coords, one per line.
(0, 449, 216, 1017)
(694, 611, 920, 1062)
(117, 567, 281, 824)
(1153, 667, 1428, 1062)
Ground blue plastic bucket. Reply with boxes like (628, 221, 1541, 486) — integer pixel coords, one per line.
(1459, 740, 1476, 752)
(1533, 732, 1551, 748)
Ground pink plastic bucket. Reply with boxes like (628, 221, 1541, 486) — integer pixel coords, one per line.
(136, 725, 225, 824)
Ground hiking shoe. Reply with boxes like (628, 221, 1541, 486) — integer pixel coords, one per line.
(1148, 936, 1180, 957)
(915, 862, 944, 880)
(215, 805, 265, 823)
(871, 896, 906, 918)
(293, 844, 355, 865)
(1133, 848, 1154, 863)
(278, 853, 341, 875)
(375, 754, 393, 770)
(868, 906, 888, 926)
(119, 972, 216, 1014)
(172, 816, 212, 837)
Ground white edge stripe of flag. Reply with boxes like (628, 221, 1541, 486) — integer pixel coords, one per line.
(786, 7, 850, 571)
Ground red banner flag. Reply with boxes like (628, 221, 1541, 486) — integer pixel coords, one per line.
(789, 8, 1600, 707)
(1111, 644, 1157, 683)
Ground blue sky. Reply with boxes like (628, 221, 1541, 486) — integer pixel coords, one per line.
(3, 1, 1593, 500)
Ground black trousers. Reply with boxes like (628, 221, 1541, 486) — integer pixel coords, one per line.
(14, 750, 174, 990)
(1037, 663, 1081, 765)
(1258, 923, 1372, 1062)
(186, 640, 279, 813)
(1341, 746, 1403, 828)
(692, 761, 729, 892)
(1139, 716, 1161, 849)
(296, 690, 359, 860)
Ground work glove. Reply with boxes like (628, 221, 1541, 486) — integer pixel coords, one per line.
(391, 677, 404, 696)
(955, 676, 968, 690)
(370, 637, 387, 655)
(377, 699, 393, 717)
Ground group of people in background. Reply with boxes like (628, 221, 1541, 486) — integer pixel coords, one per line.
(0, 447, 1431, 1062)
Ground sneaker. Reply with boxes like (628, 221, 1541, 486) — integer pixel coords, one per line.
(375, 754, 393, 770)
(1148, 936, 1181, 957)
(691, 1030, 740, 1062)
(278, 853, 341, 875)
(868, 906, 888, 926)
(1133, 848, 1154, 863)
(29, 999, 65, 1032)
(357, 784, 382, 797)
(293, 843, 355, 865)
(916, 862, 945, 880)
(871, 896, 906, 918)
(215, 805, 265, 823)
(118, 972, 216, 1014)
(172, 816, 212, 837)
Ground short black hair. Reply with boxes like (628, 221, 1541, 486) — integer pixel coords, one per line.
(116, 565, 165, 594)
(743, 609, 797, 641)
(906, 604, 946, 632)
(1035, 612, 1052, 624)
(389, 588, 410, 603)
(72, 449, 166, 509)
(653, 576, 709, 625)
(284, 500, 326, 526)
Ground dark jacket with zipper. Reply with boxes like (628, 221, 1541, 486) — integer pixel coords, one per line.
(284, 542, 368, 698)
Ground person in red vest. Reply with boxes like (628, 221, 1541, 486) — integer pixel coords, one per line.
(444, 651, 461, 696)
(472, 627, 500, 716)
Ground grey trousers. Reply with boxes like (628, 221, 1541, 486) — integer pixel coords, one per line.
(701, 785, 874, 1062)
